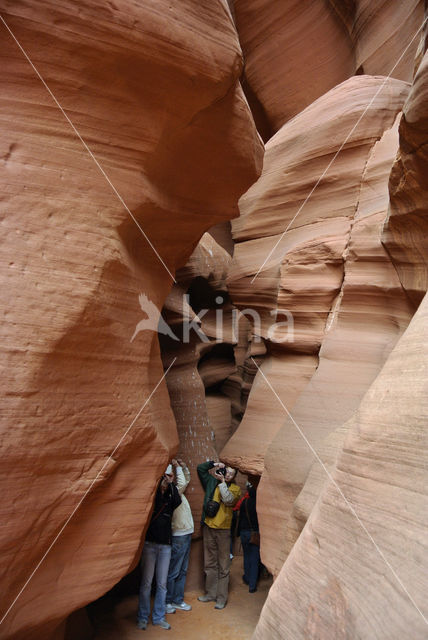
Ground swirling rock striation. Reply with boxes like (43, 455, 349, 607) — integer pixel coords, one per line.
(254, 289, 428, 640)
(0, 2, 262, 638)
(232, 0, 423, 137)
(222, 78, 411, 547)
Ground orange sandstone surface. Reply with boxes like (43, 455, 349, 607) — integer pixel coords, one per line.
(0, 2, 262, 639)
(222, 76, 412, 507)
(225, 13, 428, 640)
(233, 0, 423, 137)
(254, 289, 428, 640)
(2, 2, 428, 640)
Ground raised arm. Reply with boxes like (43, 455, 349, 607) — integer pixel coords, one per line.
(218, 482, 241, 507)
(197, 460, 215, 489)
(174, 458, 190, 494)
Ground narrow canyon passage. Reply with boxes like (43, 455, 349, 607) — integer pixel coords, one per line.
(90, 554, 272, 640)
(1, 2, 427, 639)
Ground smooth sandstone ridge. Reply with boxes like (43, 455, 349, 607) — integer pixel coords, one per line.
(232, 19, 428, 639)
(233, 0, 355, 137)
(253, 289, 428, 640)
(222, 76, 411, 506)
(233, 0, 423, 136)
(0, 2, 262, 639)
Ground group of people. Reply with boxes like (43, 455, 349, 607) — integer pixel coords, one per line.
(136, 458, 261, 630)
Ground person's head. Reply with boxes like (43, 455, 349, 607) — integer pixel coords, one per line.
(224, 466, 237, 482)
(160, 464, 174, 490)
(247, 474, 260, 488)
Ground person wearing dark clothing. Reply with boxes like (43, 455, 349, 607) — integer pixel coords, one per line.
(137, 467, 181, 630)
(238, 483, 260, 593)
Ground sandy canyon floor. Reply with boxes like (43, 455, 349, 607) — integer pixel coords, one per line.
(92, 554, 272, 640)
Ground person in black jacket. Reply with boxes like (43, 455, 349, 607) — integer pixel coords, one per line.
(137, 466, 181, 630)
(238, 480, 260, 593)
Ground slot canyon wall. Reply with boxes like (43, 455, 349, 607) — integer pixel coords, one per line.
(0, 1, 262, 639)
(224, 2, 428, 639)
(1, 1, 427, 640)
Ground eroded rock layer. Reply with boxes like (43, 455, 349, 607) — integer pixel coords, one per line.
(353, 0, 424, 79)
(222, 78, 411, 543)
(254, 290, 428, 640)
(258, 112, 416, 575)
(232, 0, 424, 136)
(160, 233, 234, 535)
(383, 50, 428, 306)
(0, 2, 262, 638)
(233, 0, 355, 136)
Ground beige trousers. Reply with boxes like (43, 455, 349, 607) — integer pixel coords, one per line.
(203, 525, 231, 604)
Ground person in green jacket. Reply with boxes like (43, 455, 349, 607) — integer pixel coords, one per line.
(197, 460, 241, 609)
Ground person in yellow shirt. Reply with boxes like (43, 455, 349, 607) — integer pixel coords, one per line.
(197, 460, 241, 609)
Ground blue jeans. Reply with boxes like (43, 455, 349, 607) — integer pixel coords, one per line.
(166, 533, 192, 604)
(240, 530, 260, 591)
(138, 541, 171, 624)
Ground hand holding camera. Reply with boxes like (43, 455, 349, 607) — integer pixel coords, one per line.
(214, 463, 226, 479)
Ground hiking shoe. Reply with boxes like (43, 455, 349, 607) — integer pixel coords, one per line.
(136, 620, 147, 630)
(171, 601, 192, 611)
(165, 604, 176, 614)
(214, 601, 226, 610)
(198, 594, 215, 603)
(153, 619, 171, 630)
(249, 587, 257, 593)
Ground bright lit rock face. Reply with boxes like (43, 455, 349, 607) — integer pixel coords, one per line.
(222, 79, 413, 555)
(0, 2, 262, 638)
(254, 290, 428, 640)
(228, 15, 428, 640)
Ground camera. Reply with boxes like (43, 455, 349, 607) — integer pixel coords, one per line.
(217, 466, 226, 476)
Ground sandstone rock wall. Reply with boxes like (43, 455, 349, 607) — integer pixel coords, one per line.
(382, 50, 428, 306)
(222, 80, 412, 568)
(233, 0, 355, 137)
(353, 0, 424, 79)
(259, 114, 417, 574)
(232, 0, 424, 137)
(2, 2, 427, 638)
(254, 289, 428, 640)
(224, 8, 428, 638)
(0, 3, 262, 639)
(254, 36, 428, 640)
